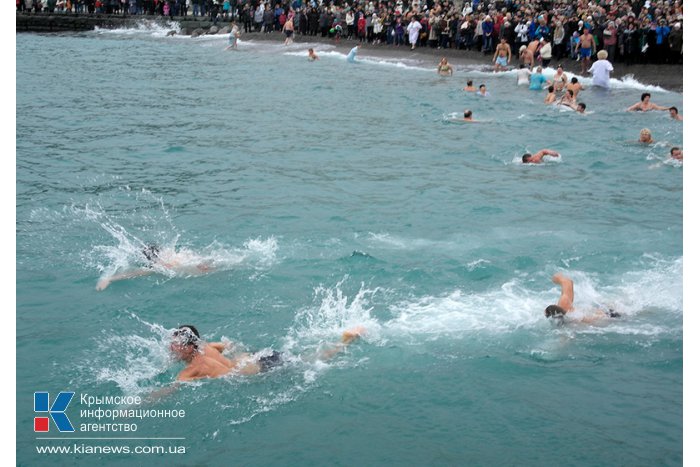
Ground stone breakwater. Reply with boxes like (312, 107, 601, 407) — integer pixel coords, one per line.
(16, 12, 230, 36)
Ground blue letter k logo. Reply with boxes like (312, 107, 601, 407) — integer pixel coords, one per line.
(34, 392, 75, 432)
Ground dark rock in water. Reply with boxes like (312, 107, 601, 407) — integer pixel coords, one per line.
(179, 28, 191, 36)
(166, 30, 176, 37)
(208, 26, 219, 35)
(191, 28, 204, 37)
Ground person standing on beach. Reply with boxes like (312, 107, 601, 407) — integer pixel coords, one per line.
(539, 37, 552, 68)
(519, 45, 534, 69)
(576, 27, 596, 74)
(407, 16, 422, 50)
(492, 38, 511, 72)
(283, 16, 295, 45)
(588, 50, 613, 88)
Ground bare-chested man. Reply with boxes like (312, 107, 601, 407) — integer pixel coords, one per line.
(545, 273, 620, 323)
(519, 45, 534, 69)
(669, 147, 683, 161)
(626, 93, 670, 112)
(575, 27, 595, 74)
(521, 148, 560, 164)
(669, 107, 682, 120)
(171, 325, 367, 381)
(565, 77, 584, 98)
(544, 86, 557, 104)
(492, 38, 512, 72)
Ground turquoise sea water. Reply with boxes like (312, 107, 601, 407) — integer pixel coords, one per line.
(17, 24, 682, 466)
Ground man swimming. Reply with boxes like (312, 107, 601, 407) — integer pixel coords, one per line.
(170, 325, 366, 381)
(477, 84, 490, 97)
(669, 147, 683, 161)
(565, 77, 583, 98)
(626, 93, 670, 112)
(521, 149, 560, 164)
(544, 86, 556, 104)
(545, 273, 620, 323)
(95, 244, 213, 291)
(463, 80, 477, 92)
(576, 102, 587, 114)
(669, 106, 682, 120)
(492, 38, 511, 72)
(308, 48, 319, 60)
(463, 109, 476, 122)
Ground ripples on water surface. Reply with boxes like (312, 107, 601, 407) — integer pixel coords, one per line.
(17, 25, 682, 466)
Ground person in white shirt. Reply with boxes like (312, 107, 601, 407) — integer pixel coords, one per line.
(588, 50, 614, 89)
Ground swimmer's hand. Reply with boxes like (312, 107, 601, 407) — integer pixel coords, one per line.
(341, 326, 367, 344)
(96, 278, 111, 291)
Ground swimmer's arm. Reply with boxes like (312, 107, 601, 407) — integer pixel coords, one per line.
(209, 342, 229, 353)
(651, 103, 670, 111)
(552, 273, 574, 312)
(96, 269, 154, 291)
(626, 103, 640, 111)
(535, 149, 559, 158)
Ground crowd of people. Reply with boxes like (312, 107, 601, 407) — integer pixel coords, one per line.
(19, 1, 683, 65)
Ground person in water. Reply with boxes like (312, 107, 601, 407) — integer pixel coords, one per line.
(544, 85, 557, 104)
(308, 48, 319, 60)
(347, 43, 360, 62)
(668, 106, 682, 120)
(170, 325, 366, 381)
(463, 109, 476, 122)
(521, 149, 560, 164)
(95, 244, 213, 291)
(437, 57, 453, 76)
(626, 93, 670, 112)
(669, 147, 683, 161)
(638, 128, 654, 144)
(463, 80, 477, 92)
(545, 273, 620, 323)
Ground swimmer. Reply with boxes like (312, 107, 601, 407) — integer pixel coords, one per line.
(492, 38, 511, 72)
(516, 64, 531, 86)
(638, 128, 654, 144)
(463, 80, 477, 92)
(437, 57, 453, 76)
(225, 22, 240, 50)
(308, 48, 319, 61)
(545, 273, 620, 323)
(170, 325, 367, 381)
(576, 102, 587, 114)
(477, 84, 490, 97)
(347, 43, 360, 62)
(669, 147, 683, 161)
(557, 89, 577, 109)
(529, 66, 550, 90)
(463, 109, 476, 122)
(669, 106, 682, 120)
(95, 244, 214, 291)
(552, 64, 568, 92)
(588, 50, 613, 88)
(565, 77, 584, 98)
(521, 148, 560, 164)
(544, 86, 557, 104)
(627, 93, 670, 112)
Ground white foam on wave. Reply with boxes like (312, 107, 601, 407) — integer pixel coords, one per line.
(382, 256, 682, 339)
(94, 19, 181, 38)
(363, 232, 460, 251)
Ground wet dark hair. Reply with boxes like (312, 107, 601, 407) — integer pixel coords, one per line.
(669, 106, 678, 113)
(571, 77, 578, 84)
(464, 110, 472, 118)
(545, 305, 567, 318)
(567, 89, 574, 97)
(578, 102, 586, 111)
(142, 244, 160, 264)
(467, 80, 473, 86)
(522, 153, 532, 163)
(641, 92, 650, 101)
(479, 84, 486, 89)
(548, 86, 554, 92)
(173, 325, 201, 349)
(670, 146, 680, 154)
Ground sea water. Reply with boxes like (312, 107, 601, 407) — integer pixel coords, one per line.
(17, 24, 682, 466)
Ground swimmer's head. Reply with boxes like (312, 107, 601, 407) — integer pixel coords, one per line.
(669, 106, 678, 116)
(545, 305, 567, 318)
(142, 244, 160, 264)
(171, 325, 201, 358)
(548, 85, 554, 93)
(641, 92, 651, 102)
(467, 80, 473, 86)
(464, 109, 472, 119)
(522, 153, 533, 163)
(670, 147, 682, 160)
(571, 77, 578, 84)
(567, 89, 574, 97)
(479, 84, 486, 90)
(577, 102, 586, 112)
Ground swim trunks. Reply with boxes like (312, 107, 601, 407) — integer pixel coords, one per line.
(580, 47, 591, 58)
(496, 56, 508, 67)
(285, 30, 293, 38)
(258, 351, 284, 372)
